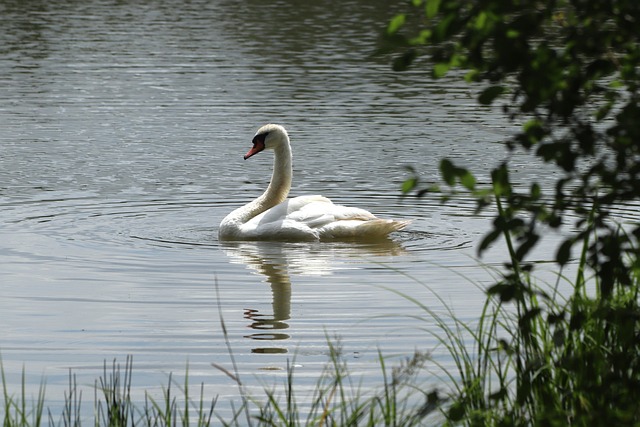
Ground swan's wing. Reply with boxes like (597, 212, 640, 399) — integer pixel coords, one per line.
(288, 200, 377, 228)
(246, 195, 373, 229)
(241, 195, 407, 241)
(246, 195, 331, 226)
(292, 200, 409, 239)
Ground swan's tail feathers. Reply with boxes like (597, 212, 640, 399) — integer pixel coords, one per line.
(321, 218, 411, 240)
(353, 219, 411, 240)
(368, 219, 411, 236)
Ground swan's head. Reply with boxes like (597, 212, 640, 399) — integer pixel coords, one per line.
(244, 124, 289, 160)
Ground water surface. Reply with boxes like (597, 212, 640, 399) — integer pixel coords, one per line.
(0, 0, 602, 418)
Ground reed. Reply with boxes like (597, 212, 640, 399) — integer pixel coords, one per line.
(1, 364, 47, 427)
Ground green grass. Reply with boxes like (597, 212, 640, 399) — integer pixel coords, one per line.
(2, 366, 46, 427)
(1, 342, 431, 427)
(426, 209, 640, 425)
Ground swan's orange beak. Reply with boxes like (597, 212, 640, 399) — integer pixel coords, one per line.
(244, 141, 264, 160)
(244, 134, 267, 160)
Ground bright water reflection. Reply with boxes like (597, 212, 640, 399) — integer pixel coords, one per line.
(0, 0, 615, 418)
(222, 240, 407, 354)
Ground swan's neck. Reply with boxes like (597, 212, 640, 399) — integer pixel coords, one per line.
(264, 143, 292, 204)
(237, 142, 292, 223)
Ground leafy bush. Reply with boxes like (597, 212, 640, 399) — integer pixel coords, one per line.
(384, 0, 640, 424)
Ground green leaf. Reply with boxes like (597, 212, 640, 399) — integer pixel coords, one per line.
(474, 11, 488, 30)
(449, 53, 463, 67)
(530, 183, 541, 199)
(460, 171, 476, 190)
(552, 328, 565, 348)
(425, 0, 441, 19)
(519, 308, 542, 328)
(491, 164, 511, 196)
(440, 158, 475, 190)
(556, 238, 573, 265)
(595, 101, 613, 121)
(520, 119, 545, 148)
(515, 234, 539, 261)
(410, 29, 432, 45)
(489, 387, 508, 401)
(447, 402, 464, 421)
(387, 14, 406, 35)
(523, 118, 542, 133)
(402, 177, 418, 194)
(433, 62, 449, 78)
(464, 69, 480, 82)
(478, 85, 505, 105)
(547, 310, 565, 325)
(487, 282, 516, 302)
(417, 185, 438, 197)
(440, 158, 456, 186)
(506, 28, 520, 38)
(479, 228, 501, 253)
(609, 79, 624, 89)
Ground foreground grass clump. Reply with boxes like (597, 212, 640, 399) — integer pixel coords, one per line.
(1, 356, 216, 427)
(439, 271, 640, 426)
(421, 227, 640, 425)
(251, 340, 433, 427)
(386, 249, 640, 425)
(1, 341, 433, 427)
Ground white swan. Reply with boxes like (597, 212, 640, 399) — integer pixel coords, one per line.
(218, 124, 410, 241)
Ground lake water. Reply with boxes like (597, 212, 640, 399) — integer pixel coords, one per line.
(0, 0, 595, 421)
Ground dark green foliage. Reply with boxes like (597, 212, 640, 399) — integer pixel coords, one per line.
(390, 0, 640, 289)
(387, 0, 640, 424)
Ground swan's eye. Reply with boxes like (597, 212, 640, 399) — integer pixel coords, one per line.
(252, 132, 269, 145)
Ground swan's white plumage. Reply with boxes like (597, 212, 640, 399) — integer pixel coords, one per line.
(218, 124, 409, 242)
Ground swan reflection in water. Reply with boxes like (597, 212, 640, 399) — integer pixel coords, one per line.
(220, 240, 406, 354)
